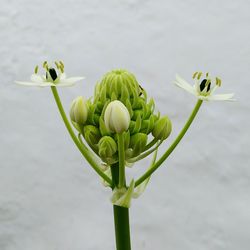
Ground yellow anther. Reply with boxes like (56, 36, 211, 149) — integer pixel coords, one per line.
(206, 72, 209, 78)
(55, 61, 60, 69)
(43, 61, 48, 70)
(60, 66, 64, 73)
(43, 61, 47, 68)
(192, 72, 199, 79)
(34, 65, 39, 74)
(197, 72, 202, 80)
(216, 77, 222, 87)
(59, 61, 64, 69)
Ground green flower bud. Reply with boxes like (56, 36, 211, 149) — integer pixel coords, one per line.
(104, 100, 130, 134)
(83, 125, 101, 151)
(70, 96, 88, 125)
(98, 136, 117, 161)
(129, 133, 148, 157)
(152, 116, 172, 140)
(94, 69, 141, 104)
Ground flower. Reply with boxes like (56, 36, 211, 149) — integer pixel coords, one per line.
(104, 100, 130, 134)
(174, 72, 235, 101)
(16, 61, 84, 87)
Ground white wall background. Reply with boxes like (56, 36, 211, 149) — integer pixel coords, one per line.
(0, 0, 249, 249)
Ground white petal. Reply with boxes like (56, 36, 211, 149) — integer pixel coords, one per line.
(39, 82, 56, 87)
(208, 93, 235, 101)
(195, 79, 200, 93)
(60, 76, 85, 84)
(15, 81, 40, 86)
(210, 85, 218, 95)
(56, 82, 75, 87)
(30, 74, 44, 83)
(59, 73, 67, 80)
(174, 74, 196, 95)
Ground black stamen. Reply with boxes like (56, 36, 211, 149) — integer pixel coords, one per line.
(49, 68, 58, 81)
(200, 79, 207, 92)
(207, 82, 211, 92)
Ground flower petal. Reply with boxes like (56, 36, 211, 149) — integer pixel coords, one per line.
(56, 82, 76, 87)
(40, 82, 56, 87)
(208, 93, 235, 101)
(174, 74, 196, 95)
(30, 74, 44, 83)
(59, 73, 67, 80)
(15, 81, 40, 86)
(60, 76, 85, 84)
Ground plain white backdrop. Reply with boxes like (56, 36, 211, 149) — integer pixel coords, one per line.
(0, 0, 249, 249)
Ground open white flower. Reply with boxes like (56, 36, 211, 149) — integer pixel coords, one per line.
(16, 61, 84, 87)
(174, 72, 235, 101)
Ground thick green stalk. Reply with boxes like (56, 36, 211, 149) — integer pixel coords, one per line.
(50, 87, 112, 185)
(113, 205, 131, 250)
(135, 100, 203, 187)
(111, 164, 131, 250)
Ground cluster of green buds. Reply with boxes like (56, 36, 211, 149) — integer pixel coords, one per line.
(70, 69, 172, 167)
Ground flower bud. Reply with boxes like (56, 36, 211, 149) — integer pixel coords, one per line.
(129, 133, 147, 156)
(104, 100, 130, 134)
(70, 96, 88, 125)
(152, 116, 172, 140)
(83, 125, 101, 150)
(98, 136, 117, 160)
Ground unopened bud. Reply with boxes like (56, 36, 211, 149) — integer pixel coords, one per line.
(130, 133, 147, 156)
(152, 116, 172, 140)
(98, 136, 117, 159)
(104, 100, 130, 134)
(84, 125, 101, 147)
(70, 96, 88, 125)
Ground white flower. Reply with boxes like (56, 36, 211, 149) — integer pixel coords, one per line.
(104, 100, 130, 134)
(16, 61, 84, 87)
(174, 72, 235, 101)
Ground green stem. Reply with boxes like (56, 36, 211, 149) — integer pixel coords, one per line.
(143, 137, 158, 151)
(113, 205, 131, 250)
(135, 100, 203, 187)
(117, 133, 126, 188)
(50, 87, 112, 185)
(111, 164, 131, 250)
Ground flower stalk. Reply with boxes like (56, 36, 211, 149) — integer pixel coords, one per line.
(50, 86, 112, 185)
(135, 99, 203, 187)
(117, 132, 126, 188)
(111, 163, 131, 250)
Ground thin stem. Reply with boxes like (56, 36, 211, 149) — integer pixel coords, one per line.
(135, 100, 203, 187)
(143, 137, 159, 151)
(127, 140, 162, 163)
(50, 87, 112, 185)
(117, 133, 125, 188)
